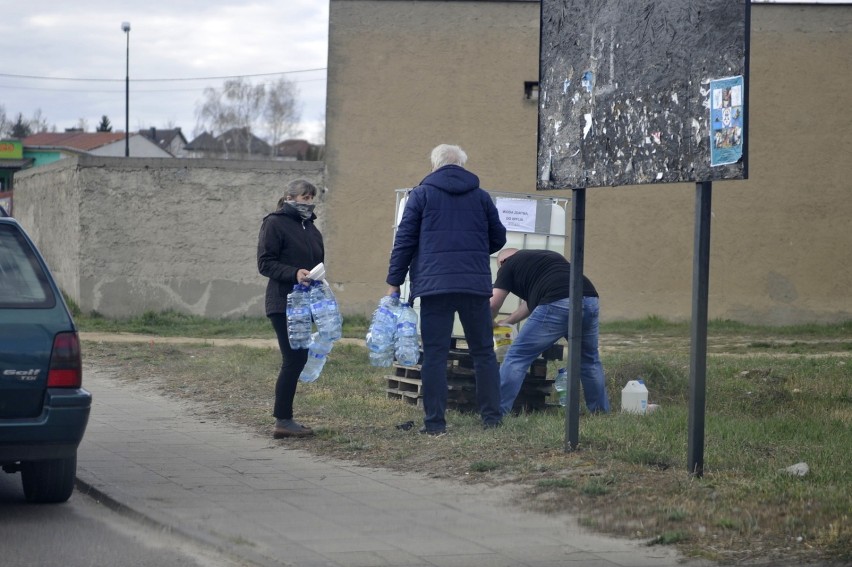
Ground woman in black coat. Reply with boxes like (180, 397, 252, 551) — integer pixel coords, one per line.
(257, 179, 324, 438)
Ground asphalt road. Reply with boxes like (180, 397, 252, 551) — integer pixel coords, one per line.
(0, 471, 246, 567)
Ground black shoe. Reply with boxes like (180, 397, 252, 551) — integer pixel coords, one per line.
(418, 425, 447, 436)
(482, 421, 502, 430)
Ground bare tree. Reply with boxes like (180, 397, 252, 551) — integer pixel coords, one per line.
(30, 109, 51, 133)
(196, 86, 230, 135)
(264, 78, 302, 152)
(195, 76, 301, 155)
(196, 78, 262, 154)
(0, 105, 9, 137)
(0, 107, 54, 137)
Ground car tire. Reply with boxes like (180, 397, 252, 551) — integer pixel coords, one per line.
(20, 455, 77, 503)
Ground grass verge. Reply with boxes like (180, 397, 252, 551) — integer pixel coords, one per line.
(80, 319, 851, 564)
(74, 308, 371, 340)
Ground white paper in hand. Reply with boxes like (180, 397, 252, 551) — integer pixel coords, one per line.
(308, 262, 326, 281)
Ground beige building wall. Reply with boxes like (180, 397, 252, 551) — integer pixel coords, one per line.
(326, 1, 852, 325)
(326, 0, 542, 315)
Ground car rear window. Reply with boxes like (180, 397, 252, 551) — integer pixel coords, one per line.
(0, 224, 56, 309)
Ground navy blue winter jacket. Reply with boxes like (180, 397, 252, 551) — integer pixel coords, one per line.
(386, 165, 507, 299)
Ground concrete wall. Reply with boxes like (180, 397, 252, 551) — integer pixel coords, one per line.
(13, 161, 81, 300)
(325, 1, 852, 325)
(13, 156, 324, 318)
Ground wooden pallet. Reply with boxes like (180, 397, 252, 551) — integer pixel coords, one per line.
(385, 375, 423, 407)
(386, 341, 555, 412)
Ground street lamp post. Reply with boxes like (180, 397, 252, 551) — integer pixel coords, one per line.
(122, 21, 131, 157)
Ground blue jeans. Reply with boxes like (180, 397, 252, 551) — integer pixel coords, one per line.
(500, 296, 610, 415)
(419, 293, 502, 431)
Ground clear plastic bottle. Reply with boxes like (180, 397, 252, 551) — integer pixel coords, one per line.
(394, 302, 420, 367)
(366, 332, 392, 367)
(308, 281, 342, 342)
(300, 333, 333, 382)
(372, 294, 400, 345)
(366, 293, 400, 367)
(286, 284, 312, 349)
(554, 367, 568, 407)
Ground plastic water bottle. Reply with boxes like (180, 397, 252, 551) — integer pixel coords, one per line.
(308, 281, 342, 342)
(394, 302, 419, 366)
(554, 367, 568, 407)
(366, 333, 392, 367)
(300, 333, 333, 382)
(286, 284, 312, 349)
(367, 294, 399, 367)
(371, 294, 400, 345)
(366, 293, 400, 367)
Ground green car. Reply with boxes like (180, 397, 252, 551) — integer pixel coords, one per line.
(0, 206, 91, 503)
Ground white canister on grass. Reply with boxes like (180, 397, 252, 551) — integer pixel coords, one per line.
(621, 379, 649, 414)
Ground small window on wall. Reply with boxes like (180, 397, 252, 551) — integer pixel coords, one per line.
(524, 81, 539, 101)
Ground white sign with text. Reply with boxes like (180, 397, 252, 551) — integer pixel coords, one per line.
(496, 198, 537, 233)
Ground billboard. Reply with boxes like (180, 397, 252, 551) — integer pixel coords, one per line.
(537, 0, 750, 189)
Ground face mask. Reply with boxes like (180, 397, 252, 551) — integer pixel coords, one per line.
(287, 202, 315, 220)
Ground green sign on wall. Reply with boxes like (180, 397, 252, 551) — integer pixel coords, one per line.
(0, 140, 23, 159)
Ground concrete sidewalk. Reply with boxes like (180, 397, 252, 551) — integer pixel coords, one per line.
(77, 365, 713, 567)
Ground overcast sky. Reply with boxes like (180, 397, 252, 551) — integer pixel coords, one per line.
(0, 1, 328, 144)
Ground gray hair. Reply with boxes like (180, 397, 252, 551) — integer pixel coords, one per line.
(430, 144, 468, 171)
(280, 179, 318, 206)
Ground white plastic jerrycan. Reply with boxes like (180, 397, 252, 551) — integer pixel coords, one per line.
(621, 379, 649, 414)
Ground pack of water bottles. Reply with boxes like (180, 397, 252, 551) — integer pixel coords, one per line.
(286, 283, 313, 350)
(394, 302, 420, 367)
(366, 294, 420, 367)
(366, 293, 401, 367)
(286, 275, 343, 382)
(308, 280, 343, 342)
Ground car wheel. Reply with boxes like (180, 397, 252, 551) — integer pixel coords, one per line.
(20, 455, 77, 503)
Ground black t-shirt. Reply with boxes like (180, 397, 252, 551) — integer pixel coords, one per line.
(493, 249, 598, 312)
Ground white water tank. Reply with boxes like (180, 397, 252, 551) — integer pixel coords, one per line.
(392, 189, 569, 336)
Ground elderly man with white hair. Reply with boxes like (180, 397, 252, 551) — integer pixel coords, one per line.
(386, 144, 507, 435)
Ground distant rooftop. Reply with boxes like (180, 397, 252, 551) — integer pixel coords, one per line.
(138, 127, 186, 149)
(23, 132, 131, 151)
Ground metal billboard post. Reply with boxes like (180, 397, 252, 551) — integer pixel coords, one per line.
(565, 187, 585, 451)
(687, 181, 712, 476)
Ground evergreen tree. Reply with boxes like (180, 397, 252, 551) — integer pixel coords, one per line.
(10, 113, 32, 139)
(96, 115, 113, 132)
